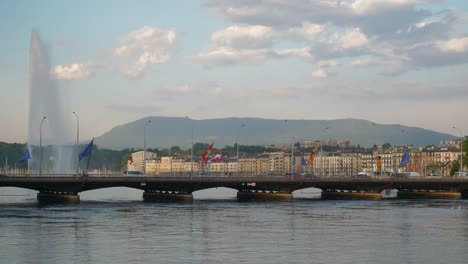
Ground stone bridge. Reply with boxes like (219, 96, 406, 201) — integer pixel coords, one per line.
(1, 174, 468, 202)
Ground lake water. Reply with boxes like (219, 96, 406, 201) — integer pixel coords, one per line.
(1, 187, 467, 264)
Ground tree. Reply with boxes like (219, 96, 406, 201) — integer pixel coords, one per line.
(450, 161, 460, 176)
(382, 143, 391, 150)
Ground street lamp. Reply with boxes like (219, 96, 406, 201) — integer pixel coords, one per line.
(72, 112, 79, 175)
(453, 126, 464, 177)
(320, 127, 330, 176)
(236, 123, 245, 177)
(143, 120, 151, 175)
(39, 116, 46, 176)
(186, 116, 194, 179)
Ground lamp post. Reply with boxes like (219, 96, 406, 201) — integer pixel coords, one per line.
(186, 116, 194, 179)
(453, 126, 464, 177)
(320, 127, 330, 176)
(72, 112, 79, 175)
(143, 120, 151, 175)
(236, 123, 245, 177)
(371, 122, 384, 176)
(39, 116, 46, 176)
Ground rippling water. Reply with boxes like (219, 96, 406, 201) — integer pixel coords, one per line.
(1, 187, 468, 264)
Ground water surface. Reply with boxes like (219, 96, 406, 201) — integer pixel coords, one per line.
(1, 188, 467, 264)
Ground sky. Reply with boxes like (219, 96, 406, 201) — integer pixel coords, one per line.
(1, 0, 467, 143)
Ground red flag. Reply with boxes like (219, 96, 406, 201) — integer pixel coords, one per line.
(376, 156, 382, 172)
(201, 141, 214, 163)
(307, 145, 319, 165)
(212, 151, 224, 162)
(128, 154, 134, 164)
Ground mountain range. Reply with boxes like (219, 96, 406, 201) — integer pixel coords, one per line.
(93, 117, 455, 150)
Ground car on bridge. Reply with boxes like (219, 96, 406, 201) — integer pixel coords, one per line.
(125, 171, 144, 175)
(355, 172, 370, 177)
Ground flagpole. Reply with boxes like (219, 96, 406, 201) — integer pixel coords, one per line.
(453, 126, 464, 177)
(144, 120, 151, 175)
(39, 116, 46, 176)
(73, 112, 79, 175)
(85, 138, 94, 175)
(236, 123, 245, 177)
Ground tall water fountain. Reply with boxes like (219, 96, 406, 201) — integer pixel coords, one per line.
(28, 31, 74, 174)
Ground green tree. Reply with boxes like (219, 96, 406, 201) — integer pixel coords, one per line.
(382, 143, 392, 150)
(450, 161, 460, 176)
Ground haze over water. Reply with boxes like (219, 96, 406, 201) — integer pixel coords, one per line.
(1, 188, 467, 264)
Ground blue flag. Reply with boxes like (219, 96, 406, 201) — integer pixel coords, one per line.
(301, 153, 307, 166)
(79, 138, 94, 161)
(400, 149, 410, 167)
(291, 155, 296, 165)
(18, 148, 30, 163)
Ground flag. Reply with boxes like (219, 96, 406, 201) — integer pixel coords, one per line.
(79, 138, 94, 161)
(399, 149, 410, 167)
(307, 146, 319, 165)
(128, 154, 134, 165)
(376, 155, 382, 172)
(301, 153, 307, 166)
(291, 155, 296, 165)
(212, 151, 224, 162)
(18, 148, 30, 163)
(201, 141, 214, 163)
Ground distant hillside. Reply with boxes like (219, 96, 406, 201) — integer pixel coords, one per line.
(94, 117, 455, 150)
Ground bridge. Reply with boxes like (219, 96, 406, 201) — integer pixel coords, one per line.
(2, 174, 468, 202)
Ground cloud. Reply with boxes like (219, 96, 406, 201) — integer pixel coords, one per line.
(211, 25, 276, 49)
(159, 81, 223, 97)
(193, 47, 312, 66)
(50, 64, 95, 80)
(114, 26, 177, 78)
(312, 60, 338, 78)
(288, 22, 325, 40)
(51, 26, 177, 80)
(202, 0, 468, 75)
(312, 68, 328, 78)
(437, 36, 468, 53)
(351, 0, 423, 15)
(339, 28, 369, 49)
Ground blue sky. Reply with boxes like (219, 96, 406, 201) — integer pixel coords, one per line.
(1, 0, 467, 143)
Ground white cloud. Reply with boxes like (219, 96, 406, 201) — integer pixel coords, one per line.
(437, 36, 468, 53)
(159, 81, 223, 97)
(50, 26, 177, 81)
(351, 0, 423, 15)
(312, 68, 328, 78)
(194, 25, 287, 66)
(339, 28, 369, 49)
(212, 25, 276, 49)
(50, 64, 94, 80)
(114, 26, 177, 78)
(288, 22, 325, 40)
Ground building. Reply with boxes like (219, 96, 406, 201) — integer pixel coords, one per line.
(128, 151, 157, 172)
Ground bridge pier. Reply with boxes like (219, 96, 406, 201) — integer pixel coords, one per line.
(237, 191, 293, 201)
(143, 191, 193, 202)
(37, 192, 80, 203)
(462, 191, 468, 199)
(321, 190, 382, 200)
(397, 190, 462, 199)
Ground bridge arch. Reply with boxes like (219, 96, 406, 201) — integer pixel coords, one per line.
(80, 187, 143, 201)
(192, 187, 238, 200)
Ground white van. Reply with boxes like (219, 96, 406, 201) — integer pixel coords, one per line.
(454, 172, 468, 177)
